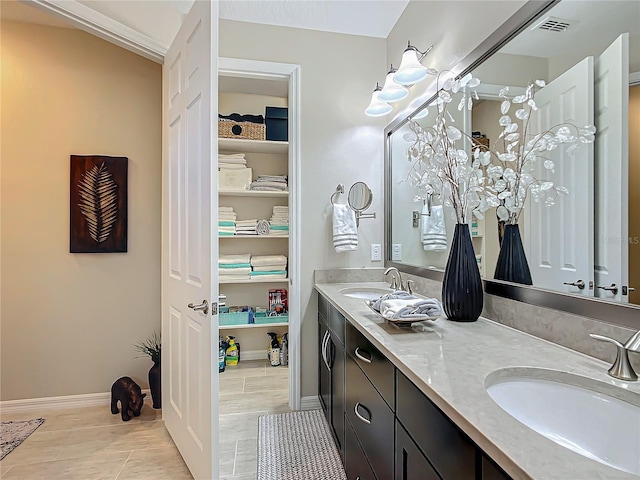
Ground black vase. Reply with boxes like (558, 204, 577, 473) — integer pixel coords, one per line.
(441, 224, 483, 322)
(494, 224, 533, 286)
(148, 361, 161, 409)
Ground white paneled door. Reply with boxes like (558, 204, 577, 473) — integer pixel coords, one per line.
(594, 34, 630, 302)
(162, 2, 218, 479)
(525, 57, 595, 295)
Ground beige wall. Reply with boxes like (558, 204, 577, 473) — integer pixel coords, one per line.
(1, 22, 162, 400)
(629, 85, 640, 305)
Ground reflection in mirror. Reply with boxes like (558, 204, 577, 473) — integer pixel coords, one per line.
(387, 0, 640, 307)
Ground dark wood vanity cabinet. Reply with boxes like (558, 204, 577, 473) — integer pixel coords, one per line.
(317, 292, 513, 480)
(317, 294, 345, 458)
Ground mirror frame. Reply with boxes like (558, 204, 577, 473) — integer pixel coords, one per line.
(384, 0, 639, 330)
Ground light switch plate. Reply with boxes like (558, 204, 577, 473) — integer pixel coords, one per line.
(392, 244, 402, 261)
(371, 244, 382, 262)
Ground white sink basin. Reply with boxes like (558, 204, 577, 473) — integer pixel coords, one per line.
(486, 368, 640, 476)
(339, 287, 392, 300)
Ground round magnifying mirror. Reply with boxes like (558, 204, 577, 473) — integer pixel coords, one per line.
(348, 182, 373, 212)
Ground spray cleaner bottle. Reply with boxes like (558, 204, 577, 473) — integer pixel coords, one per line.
(267, 332, 280, 366)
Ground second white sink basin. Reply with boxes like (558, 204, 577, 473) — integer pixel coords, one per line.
(339, 286, 392, 300)
(486, 368, 640, 476)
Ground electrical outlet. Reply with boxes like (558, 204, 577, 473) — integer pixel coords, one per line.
(370, 244, 382, 262)
(392, 244, 402, 261)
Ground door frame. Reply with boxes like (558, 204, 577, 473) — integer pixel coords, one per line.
(218, 57, 302, 410)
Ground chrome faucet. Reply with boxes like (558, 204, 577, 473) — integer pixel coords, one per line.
(384, 267, 404, 291)
(590, 330, 640, 381)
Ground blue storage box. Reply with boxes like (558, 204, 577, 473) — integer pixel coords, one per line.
(265, 106, 288, 142)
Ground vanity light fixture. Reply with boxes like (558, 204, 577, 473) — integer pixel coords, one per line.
(365, 82, 393, 117)
(378, 65, 409, 103)
(394, 42, 436, 85)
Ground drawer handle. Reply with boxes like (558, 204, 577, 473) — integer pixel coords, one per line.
(354, 402, 371, 425)
(354, 347, 372, 364)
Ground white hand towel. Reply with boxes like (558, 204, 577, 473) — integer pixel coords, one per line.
(333, 204, 358, 252)
(219, 254, 251, 265)
(251, 255, 288, 267)
(422, 204, 447, 252)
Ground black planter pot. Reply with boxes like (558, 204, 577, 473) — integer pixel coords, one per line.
(494, 224, 533, 286)
(441, 224, 483, 322)
(148, 361, 161, 409)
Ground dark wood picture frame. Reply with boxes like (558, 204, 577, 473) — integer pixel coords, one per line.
(70, 155, 128, 253)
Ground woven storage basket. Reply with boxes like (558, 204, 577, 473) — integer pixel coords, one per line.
(218, 120, 265, 140)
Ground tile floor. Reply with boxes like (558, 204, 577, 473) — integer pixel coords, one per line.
(0, 359, 289, 480)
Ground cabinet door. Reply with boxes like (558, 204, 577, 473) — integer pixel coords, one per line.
(345, 418, 377, 480)
(396, 372, 476, 479)
(481, 455, 512, 480)
(395, 421, 440, 480)
(318, 318, 331, 417)
(331, 332, 345, 458)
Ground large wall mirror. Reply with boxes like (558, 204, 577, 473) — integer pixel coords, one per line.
(385, 0, 640, 328)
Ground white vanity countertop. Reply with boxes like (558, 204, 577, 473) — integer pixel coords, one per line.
(315, 281, 640, 480)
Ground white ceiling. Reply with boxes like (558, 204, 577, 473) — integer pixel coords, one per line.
(500, 0, 639, 58)
(1, 0, 410, 44)
(218, 0, 410, 39)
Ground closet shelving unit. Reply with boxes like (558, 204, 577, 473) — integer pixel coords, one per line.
(218, 80, 291, 352)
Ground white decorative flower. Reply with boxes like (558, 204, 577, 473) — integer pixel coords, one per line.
(406, 76, 596, 225)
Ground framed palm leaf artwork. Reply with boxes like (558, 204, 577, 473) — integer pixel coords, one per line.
(70, 155, 128, 253)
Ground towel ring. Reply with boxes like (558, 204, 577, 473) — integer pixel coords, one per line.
(330, 184, 344, 204)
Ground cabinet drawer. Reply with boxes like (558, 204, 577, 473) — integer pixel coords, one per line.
(344, 418, 376, 480)
(318, 292, 329, 321)
(329, 305, 346, 344)
(346, 354, 394, 480)
(346, 322, 395, 409)
(395, 420, 441, 480)
(397, 372, 476, 479)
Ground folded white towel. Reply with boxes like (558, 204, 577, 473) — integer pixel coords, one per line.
(333, 204, 358, 252)
(380, 297, 442, 320)
(422, 204, 447, 252)
(219, 274, 250, 281)
(250, 273, 287, 280)
(219, 254, 251, 265)
(252, 264, 287, 272)
(219, 206, 235, 212)
(236, 220, 258, 226)
(251, 255, 288, 267)
(219, 267, 251, 275)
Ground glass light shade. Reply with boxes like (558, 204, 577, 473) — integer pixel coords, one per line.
(365, 87, 392, 117)
(378, 70, 408, 103)
(394, 47, 428, 85)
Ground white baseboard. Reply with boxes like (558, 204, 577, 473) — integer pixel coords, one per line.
(0, 389, 151, 415)
(300, 395, 321, 410)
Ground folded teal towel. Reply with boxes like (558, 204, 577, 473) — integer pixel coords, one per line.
(219, 232, 235, 236)
(219, 221, 236, 227)
(219, 263, 251, 268)
(250, 270, 287, 276)
(270, 225, 289, 231)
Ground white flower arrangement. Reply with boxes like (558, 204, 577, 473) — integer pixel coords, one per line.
(406, 75, 596, 225)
